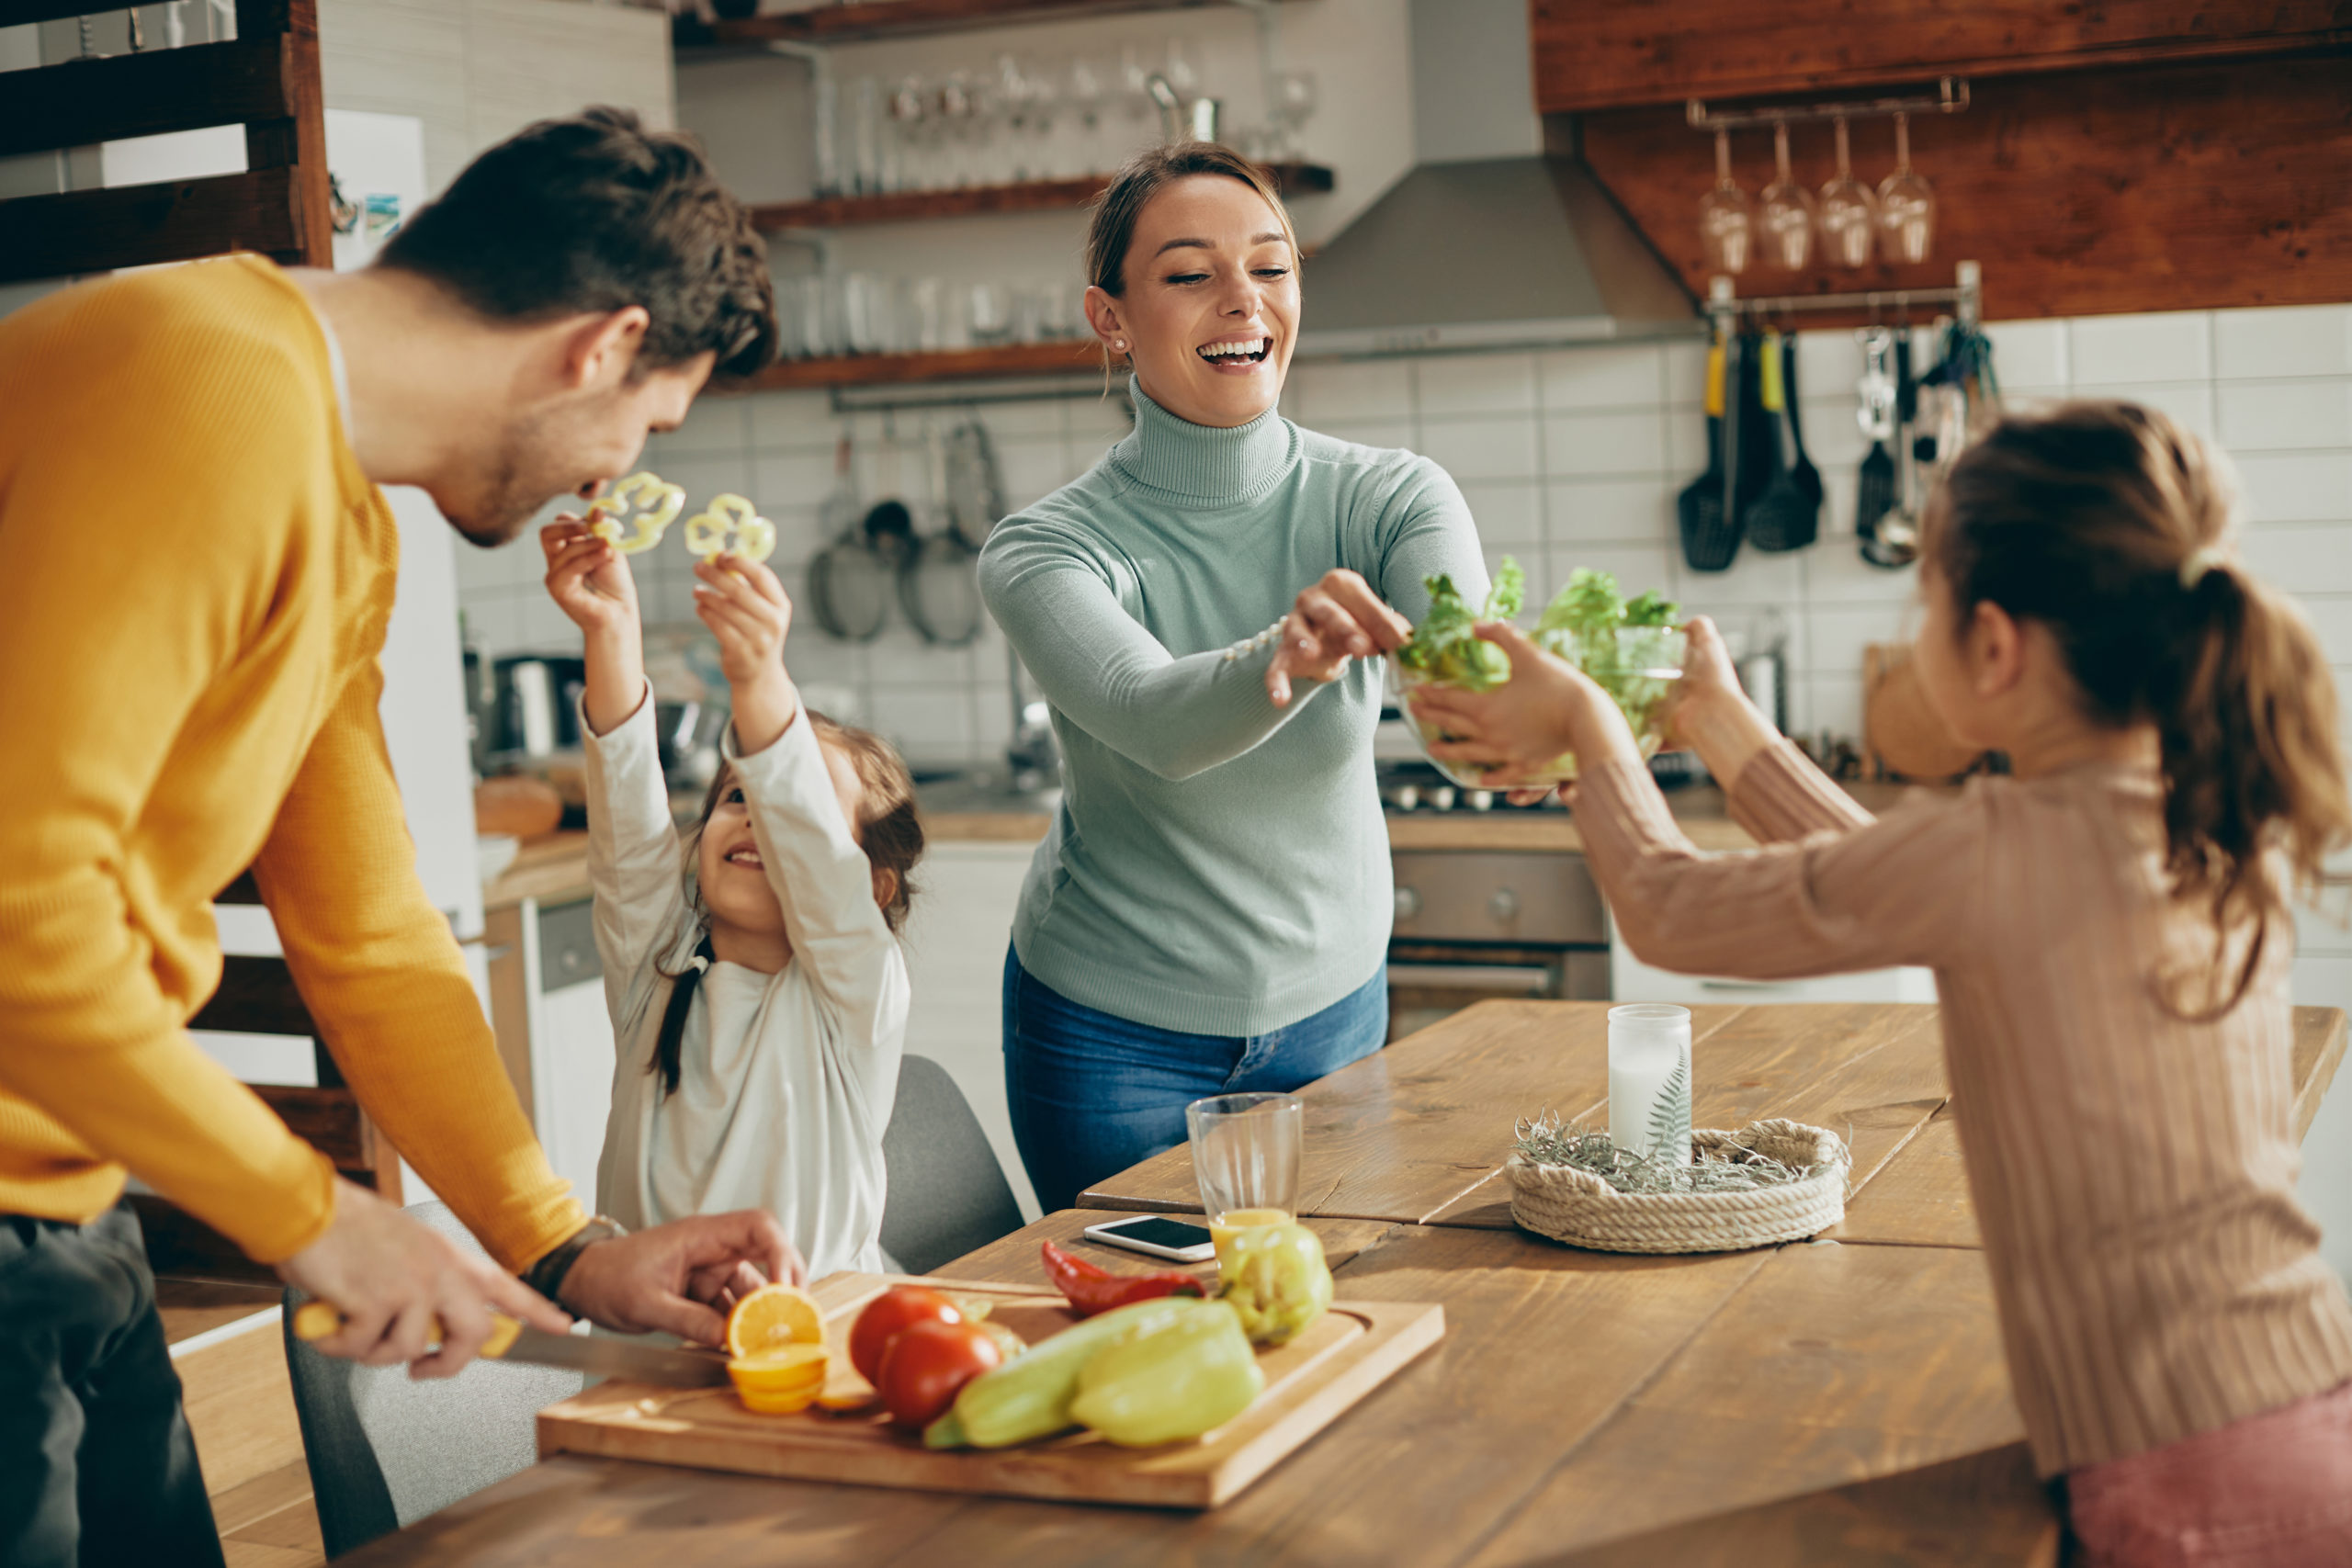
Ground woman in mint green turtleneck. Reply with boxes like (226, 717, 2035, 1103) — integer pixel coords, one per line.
(978, 144, 1487, 1213)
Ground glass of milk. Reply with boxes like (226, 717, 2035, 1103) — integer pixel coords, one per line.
(1608, 1004, 1693, 1166)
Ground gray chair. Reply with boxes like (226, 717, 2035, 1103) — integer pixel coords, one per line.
(879, 1055, 1025, 1274)
(281, 1202, 583, 1559)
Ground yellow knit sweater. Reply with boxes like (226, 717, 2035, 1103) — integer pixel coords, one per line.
(0, 254, 583, 1270)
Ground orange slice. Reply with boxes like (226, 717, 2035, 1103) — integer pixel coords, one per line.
(725, 1283, 826, 1359)
(736, 1384, 823, 1416)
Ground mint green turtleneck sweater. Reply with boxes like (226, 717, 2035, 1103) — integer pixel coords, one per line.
(978, 380, 1487, 1035)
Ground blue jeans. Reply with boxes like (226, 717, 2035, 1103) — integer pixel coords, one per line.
(1001, 946, 1388, 1214)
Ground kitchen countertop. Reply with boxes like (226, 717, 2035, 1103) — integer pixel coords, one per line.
(481, 779, 1917, 908)
(337, 1007, 2345, 1565)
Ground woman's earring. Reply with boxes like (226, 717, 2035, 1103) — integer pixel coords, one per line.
(1114, 339, 1127, 351)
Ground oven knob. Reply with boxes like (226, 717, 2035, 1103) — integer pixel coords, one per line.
(1394, 886, 1422, 922)
(1488, 887, 1520, 924)
(1386, 785, 1420, 813)
(1466, 790, 1494, 811)
(1429, 786, 1456, 812)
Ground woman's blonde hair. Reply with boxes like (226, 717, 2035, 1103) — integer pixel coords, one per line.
(1924, 400, 2352, 1018)
(1083, 142, 1300, 375)
(647, 711, 924, 1095)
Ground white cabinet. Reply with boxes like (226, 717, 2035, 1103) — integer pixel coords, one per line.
(1611, 935, 1937, 1007)
(485, 897, 616, 1211)
(899, 840, 1041, 1222)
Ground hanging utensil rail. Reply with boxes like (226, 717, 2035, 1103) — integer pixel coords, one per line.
(1687, 76, 1969, 132)
(1705, 261, 1982, 331)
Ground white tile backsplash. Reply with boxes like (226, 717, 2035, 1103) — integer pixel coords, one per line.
(1546, 479, 1677, 546)
(2217, 378, 2352, 452)
(2233, 453, 2352, 525)
(1418, 415, 1540, 483)
(2069, 311, 2212, 385)
(1418, 351, 1537, 416)
(2214, 305, 2352, 380)
(1536, 344, 1666, 412)
(458, 303, 2352, 774)
(1543, 410, 1668, 478)
(1456, 480, 1544, 550)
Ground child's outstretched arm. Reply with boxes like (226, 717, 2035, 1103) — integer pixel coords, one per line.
(542, 520, 683, 1003)
(1412, 624, 1979, 981)
(695, 557, 907, 1043)
(542, 516, 646, 736)
(1668, 616, 1871, 843)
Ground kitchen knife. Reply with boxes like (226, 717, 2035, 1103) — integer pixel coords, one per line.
(290, 1300, 732, 1387)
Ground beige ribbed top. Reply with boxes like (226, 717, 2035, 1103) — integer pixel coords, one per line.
(1577, 741, 2352, 1474)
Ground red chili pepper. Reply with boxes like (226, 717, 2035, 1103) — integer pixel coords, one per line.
(1040, 1238, 1205, 1317)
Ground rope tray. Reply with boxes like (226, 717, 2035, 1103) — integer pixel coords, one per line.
(1507, 1119, 1851, 1255)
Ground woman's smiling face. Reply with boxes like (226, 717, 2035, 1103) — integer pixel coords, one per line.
(1085, 174, 1300, 430)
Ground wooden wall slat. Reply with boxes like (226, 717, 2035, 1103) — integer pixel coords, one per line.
(1568, 58, 2352, 324)
(1531, 0, 2352, 113)
(0, 169, 300, 284)
(0, 37, 291, 159)
(254, 1086, 374, 1168)
(189, 953, 315, 1039)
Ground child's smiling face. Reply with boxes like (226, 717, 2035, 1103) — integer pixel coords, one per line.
(695, 743, 871, 942)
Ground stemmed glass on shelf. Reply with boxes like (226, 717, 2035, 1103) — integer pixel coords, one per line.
(1876, 111, 1936, 264)
(1697, 128, 1752, 276)
(1816, 115, 1877, 268)
(1757, 120, 1815, 270)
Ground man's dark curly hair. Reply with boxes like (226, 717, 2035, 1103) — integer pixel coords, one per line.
(378, 107, 776, 378)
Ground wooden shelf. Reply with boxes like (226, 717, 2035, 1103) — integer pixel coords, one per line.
(720, 339, 1103, 391)
(752, 163, 1332, 230)
(678, 0, 1297, 51)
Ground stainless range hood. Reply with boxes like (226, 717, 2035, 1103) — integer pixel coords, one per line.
(1294, 0, 1701, 357)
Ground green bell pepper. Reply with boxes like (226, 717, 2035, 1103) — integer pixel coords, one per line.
(1066, 1300, 1264, 1447)
(1215, 1222, 1334, 1346)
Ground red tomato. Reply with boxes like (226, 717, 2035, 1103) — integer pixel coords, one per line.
(876, 1318, 1002, 1429)
(849, 1286, 961, 1385)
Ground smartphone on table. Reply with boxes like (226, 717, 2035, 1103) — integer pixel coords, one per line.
(1080, 1215, 1217, 1263)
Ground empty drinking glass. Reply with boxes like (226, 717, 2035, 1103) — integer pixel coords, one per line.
(1877, 111, 1936, 265)
(1698, 128, 1753, 276)
(1817, 116, 1877, 269)
(1187, 1092, 1303, 1241)
(1270, 69, 1317, 161)
(1758, 120, 1816, 271)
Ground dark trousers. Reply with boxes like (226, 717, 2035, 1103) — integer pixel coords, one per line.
(0, 1201, 225, 1568)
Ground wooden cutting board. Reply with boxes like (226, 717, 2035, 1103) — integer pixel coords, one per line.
(537, 1271, 1445, 1510)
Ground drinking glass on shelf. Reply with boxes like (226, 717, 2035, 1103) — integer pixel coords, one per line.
(1187, 1092, 1303, 1242)
(967, 282, 1013, 346)
(835, 272, 888, 355)
(1876, 111, 1936, 265)
(935, 71, 979, 188)
(888, 74, 931, 193)
(1269, 69, 1317, 162)
(782, 276, 829, 359)
(1067, 56, 1109, 175)
(1758, 120, 1815, 271)
(1697, 128, 1752, 276)
(905, 276, 948, 354)
(1816, 115, 1876, 269)
(844, 74, 884, 196)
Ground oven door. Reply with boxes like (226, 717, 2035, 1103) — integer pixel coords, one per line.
(1385, 948, 1611, 1042)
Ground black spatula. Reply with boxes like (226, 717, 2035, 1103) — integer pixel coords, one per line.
(1783, 332, 1826, 519)
(1746, 330, 1816, 553)
(1678, 336, 1739, 572)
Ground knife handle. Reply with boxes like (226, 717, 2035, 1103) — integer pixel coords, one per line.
(291, 1299, 524, 1359)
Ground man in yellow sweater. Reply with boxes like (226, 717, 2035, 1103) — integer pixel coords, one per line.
(0, 109, 797, 1566)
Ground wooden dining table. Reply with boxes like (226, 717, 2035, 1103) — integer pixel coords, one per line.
(345, 1000, 2346, 1568)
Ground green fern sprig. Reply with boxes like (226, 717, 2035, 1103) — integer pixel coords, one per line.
(1645, 1055, 1691, 1160)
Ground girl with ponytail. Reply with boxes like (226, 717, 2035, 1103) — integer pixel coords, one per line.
(1413, 401, 2352, 1566)
(541, 512, 923, 1283)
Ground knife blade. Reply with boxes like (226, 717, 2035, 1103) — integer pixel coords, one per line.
(290, 1300, 732, 1387)
(498, 1324, 732, 1387)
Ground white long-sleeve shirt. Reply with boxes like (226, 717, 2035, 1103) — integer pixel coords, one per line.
(582, 689, 907, 1279)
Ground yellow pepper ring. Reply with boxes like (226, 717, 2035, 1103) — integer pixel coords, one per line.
(587, 471, 685, 555)
(684, 493, 775, 564)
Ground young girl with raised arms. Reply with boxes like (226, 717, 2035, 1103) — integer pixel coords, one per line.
(540, 515, 923, 1285)
(1415, 402, 2352, 1565)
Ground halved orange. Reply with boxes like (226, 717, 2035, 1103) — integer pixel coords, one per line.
(725, 1282, 826, 1359)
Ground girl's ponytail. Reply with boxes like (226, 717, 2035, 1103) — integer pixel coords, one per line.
(1928, 401, 2352, 1017)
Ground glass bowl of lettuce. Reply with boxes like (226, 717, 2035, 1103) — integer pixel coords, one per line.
(1390, 562, 1684, 788)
